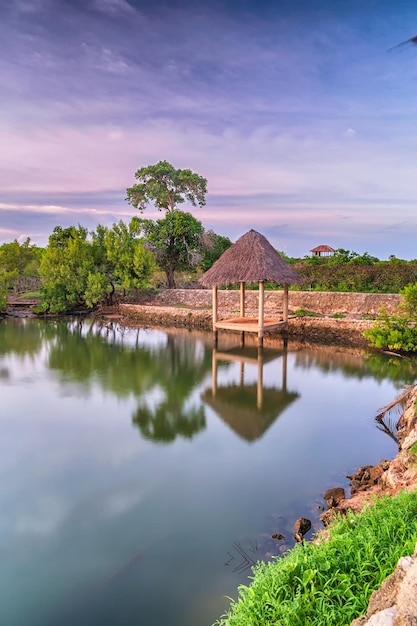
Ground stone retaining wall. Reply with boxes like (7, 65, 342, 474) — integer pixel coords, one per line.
(119, 304, 375, 348)
(145, 289, 401, 316)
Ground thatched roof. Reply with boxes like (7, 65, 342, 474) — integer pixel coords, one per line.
(199, 229, 302, 287)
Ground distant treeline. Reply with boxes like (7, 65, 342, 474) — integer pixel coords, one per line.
(292, 257, 417, 293)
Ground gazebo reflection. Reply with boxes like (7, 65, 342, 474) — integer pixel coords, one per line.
(201, 342, 300, 442)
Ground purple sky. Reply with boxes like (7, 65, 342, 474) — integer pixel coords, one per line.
(1, 0, 417, 258)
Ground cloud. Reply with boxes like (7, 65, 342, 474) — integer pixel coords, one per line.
(92, 0, 136, 16)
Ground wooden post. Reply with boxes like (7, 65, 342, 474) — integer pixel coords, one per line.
(212, 286, 218, 328)
(240, 281, 246, 318)
(283, 283, 289, 326)
(258, 281, 265, 348)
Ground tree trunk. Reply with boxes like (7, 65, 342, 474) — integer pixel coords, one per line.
(165, 265, 176, 289)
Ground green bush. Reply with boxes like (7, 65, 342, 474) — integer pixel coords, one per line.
(364, 284, 417, 352)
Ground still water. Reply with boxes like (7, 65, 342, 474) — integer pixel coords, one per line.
(0, 318, 415, 626)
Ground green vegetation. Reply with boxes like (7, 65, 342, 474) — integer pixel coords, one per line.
(294, 250, 417, 293)
(214, 490, 417, 626)
(408, 441, 417, 465)
(294, 309, 322, 317)
(364, 283, 417, 353)
(136, 211, 205, 289)
(37, 222, 155, 313)
(126, 161, 214, 288)
(126, 160, 207, 214)
(0, 238, 42, 311)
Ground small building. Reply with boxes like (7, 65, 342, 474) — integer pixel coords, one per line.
(310, 245, 335, 257)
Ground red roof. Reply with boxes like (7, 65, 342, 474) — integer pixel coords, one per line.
(310, 245, 335, 252)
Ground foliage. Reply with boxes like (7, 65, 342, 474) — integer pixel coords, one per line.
(0, 282, 7, 313)
(364, 283, 417, 352)
(136, 211, 205, 288)
(294, 309, 322, 317)
(91, 220, 154, 297)
(199, 230, 232, 272)
(38, 222, 154, 313)
(38, 226, 97, 313)
(126, 160, 207, 213)
(293, 259, 417, 293)
(399, 282, 417, 317)
(0, 238, 42, 294)
(214, 491, 417, 626)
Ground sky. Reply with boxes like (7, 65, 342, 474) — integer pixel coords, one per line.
(1, 0, 417, 259)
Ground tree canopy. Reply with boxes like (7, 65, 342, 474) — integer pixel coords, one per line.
(126, 160, 207, 213)
(38, 222, 154, 313)
(136, 211, 205, 288)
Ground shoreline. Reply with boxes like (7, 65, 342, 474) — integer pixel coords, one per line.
(116, 302, 376, 349)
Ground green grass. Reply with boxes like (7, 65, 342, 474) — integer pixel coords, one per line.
(331, 313, 346, 319)
(409, 441, 417, 466)
(18, 291, 42, 299)
(294, 309, 323, 317)
(214, 490, 417, 626)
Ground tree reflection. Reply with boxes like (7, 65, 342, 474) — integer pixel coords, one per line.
(46, 321, 212, 442)
(132, 405, 205, 442)
(294, 348, 417, 387)
(0, 318, 55, 358)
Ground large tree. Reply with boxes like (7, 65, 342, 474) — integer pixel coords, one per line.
(126, 160, 207, 213)
(136, 211, 204, 288)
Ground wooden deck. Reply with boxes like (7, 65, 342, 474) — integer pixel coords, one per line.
(214, 316, 289, 333)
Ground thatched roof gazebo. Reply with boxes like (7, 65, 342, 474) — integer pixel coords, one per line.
(199, 229, 302, 346)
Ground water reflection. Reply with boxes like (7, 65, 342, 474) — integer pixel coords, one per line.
(1, 318, 414, 626)
(294, 347, 417, 386)
(1, 318, 212, 442)
(201, 343, 300, 442)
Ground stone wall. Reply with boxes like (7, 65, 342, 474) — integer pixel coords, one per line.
(146, 289, 401, 317)
(119, 304, 375, 348)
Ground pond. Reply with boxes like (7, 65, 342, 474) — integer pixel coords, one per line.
(0, 317, 415, 626)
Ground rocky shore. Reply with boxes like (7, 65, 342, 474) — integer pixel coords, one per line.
(317, 387, 417, 626)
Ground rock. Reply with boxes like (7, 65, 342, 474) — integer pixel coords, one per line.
(271, 533, 285, 540)
(294, 517, 311, 543)
(348, 463, 386, 495)
(319, 508, 345, 527)
(323, 487, 346, 508)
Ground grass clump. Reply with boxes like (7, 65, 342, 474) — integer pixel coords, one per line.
(409, 441, 417, 466)
(214, 490, 417, 626)
(294, 309, 322, 317)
